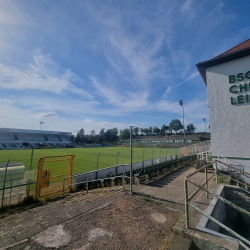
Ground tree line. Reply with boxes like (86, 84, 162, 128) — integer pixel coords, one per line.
(69, 119, 196, 143)
(69, 128, 119, 144)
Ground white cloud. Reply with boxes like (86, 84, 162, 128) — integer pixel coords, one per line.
(37, 112, 57, 118)
(84, 119, 93, 123)
(162, 86, 172, 99)
(0, 54, 93, 99)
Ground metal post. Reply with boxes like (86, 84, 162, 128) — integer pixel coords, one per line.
(215, 161, 218, 183)
(9, 168, 13, 206)
(184, 178, 189, 228)
(116, 152, 120, 165)
(27, 148, 34, 197)
(159, 149, 162, 163)
(152, 150, 155, 166)
(63, 178, 65, 197)
(130, 126, 134, 193)
(142, 150, 145, 169)
(123, 165, 125, 190)
(182, 104, 186, 146)
(205, 166, 208, 198)
(116, 152, 120, 175)
(96, 153, 100, 180)
(87, 174, 89, 194)
(1, 160, 10, 208)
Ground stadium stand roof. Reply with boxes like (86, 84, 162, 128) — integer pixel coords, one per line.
(0, 128, 72, 135)
(196, 38, 250, 85)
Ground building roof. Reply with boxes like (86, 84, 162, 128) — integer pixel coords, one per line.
(0, 127, 72, 135)
(196, 38, 250, 85)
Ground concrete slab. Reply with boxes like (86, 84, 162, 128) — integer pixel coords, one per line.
(32, 224, 71, 248)
(167, 235, 196, 250)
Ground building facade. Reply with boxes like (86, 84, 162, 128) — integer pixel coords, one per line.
(197, 38, 250, 171)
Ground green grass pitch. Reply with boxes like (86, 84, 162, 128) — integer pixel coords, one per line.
(0, 147, 180, 181)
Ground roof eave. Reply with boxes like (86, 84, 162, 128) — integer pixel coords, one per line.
(196, 47, 250, 86)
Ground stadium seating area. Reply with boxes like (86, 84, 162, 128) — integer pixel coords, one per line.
(0, 128, 73, 149)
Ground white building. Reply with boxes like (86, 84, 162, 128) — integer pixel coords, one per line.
(197, 38, 250, 171)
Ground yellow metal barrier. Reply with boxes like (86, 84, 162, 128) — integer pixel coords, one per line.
(35, 155, 74, 200)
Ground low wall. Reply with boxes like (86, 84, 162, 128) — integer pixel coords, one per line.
(74, 155, 177, 187)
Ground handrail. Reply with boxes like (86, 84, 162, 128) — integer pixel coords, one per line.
(185, 159, 250, 246)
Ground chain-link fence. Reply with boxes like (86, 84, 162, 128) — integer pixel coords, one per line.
(0, 142, 209, 208)
(0, 157, 38, 208)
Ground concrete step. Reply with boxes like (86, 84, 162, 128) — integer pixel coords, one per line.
(167, 235, 199, 250)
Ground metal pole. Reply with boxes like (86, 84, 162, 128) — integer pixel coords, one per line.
(96, 153, 100, 180)
(63, 178, 65, 197)
(116, 152, 120, 175)
(205, 166, 208, 198)
(9, 168, 13, 206)
(142, 150, 145, 169)
(130, 126, 134, 193)
(27, 148, 34, 197)
(87, 174, 89, 194)
(182, 105, 186, 146)
(152, 150, 155, 166)
(215, 161, 218, 183)
(184, 178, 189, 228)
(123, 165, 125, 190)
(1, 160, 10, 208)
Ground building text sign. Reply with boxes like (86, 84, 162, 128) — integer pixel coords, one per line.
(229, 71, 250, 105)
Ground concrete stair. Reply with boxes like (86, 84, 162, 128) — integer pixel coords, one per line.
(167, 235, 199, 250)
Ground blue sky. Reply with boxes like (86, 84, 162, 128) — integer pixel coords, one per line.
(0, 0, 249, 134)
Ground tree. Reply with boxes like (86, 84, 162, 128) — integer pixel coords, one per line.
(100, 128, 105, 135)
(119, 129, 130, 140)
(169, 119, 183, 132)
(186, 123, 196, 133)
(153, 126, 160, 135)
(144, 128, 149, 135)
(104, 128, 118, 142)
(133, 127, 139, 135)
(75, 128, 85, 143)
(91, 130, 96, 136)
(140, 128, 144, 134)
(79, 128, 85, 136)
(160, 124, 166, 135)
(68, 135, 75, 142)
(148, 126, 152, 133)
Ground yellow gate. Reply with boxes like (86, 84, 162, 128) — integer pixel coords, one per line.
(35, 155, 75, 200)
(183, 147, 188, 157)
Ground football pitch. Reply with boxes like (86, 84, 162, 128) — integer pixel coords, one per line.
(0, 147, 180, 174)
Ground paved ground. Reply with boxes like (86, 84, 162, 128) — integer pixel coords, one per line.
(0, 164, 200, 250)
(134, 166, 211, 211)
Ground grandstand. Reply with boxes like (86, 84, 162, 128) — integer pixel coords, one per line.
(0, 128, 72, 149)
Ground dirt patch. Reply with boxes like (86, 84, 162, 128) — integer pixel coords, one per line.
(12, 194, 182, 250)
(151, 212, 167, 223)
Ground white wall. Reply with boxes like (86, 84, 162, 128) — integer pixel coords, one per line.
(206, 55, 250, 164)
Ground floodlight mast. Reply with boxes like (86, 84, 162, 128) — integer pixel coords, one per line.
(39, 121, 44, 145)
(130, 126, 134, 193)
(203, 118, 207, 133)
(179, 100, 186, 147)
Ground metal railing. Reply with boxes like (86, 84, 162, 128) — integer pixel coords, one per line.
(62, 164, 131, 196)
(197, 150, 212, 161)
(184, 159, 250, 246)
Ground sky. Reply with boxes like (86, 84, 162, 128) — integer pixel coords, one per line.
(0, 0, 249, 135)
